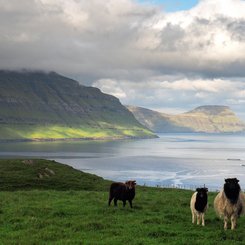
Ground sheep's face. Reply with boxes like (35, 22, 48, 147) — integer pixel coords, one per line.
(196, 187, 208, 198)
(224, 178, 241, 203)
(224, 178, 240, 189)
(125, 180, 136, 189)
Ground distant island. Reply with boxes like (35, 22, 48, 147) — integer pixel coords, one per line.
(0, 70, 156, 142)
(127, 105, 245, 133)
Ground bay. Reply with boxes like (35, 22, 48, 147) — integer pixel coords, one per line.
(0, 133, 245, 190)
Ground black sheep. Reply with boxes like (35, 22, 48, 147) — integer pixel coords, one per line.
(108, 180, 136, 208)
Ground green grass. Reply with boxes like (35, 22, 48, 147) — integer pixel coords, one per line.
(0, 124, 156, 141)
(0, 159, 110, 191)
(0, 159, 244, 244)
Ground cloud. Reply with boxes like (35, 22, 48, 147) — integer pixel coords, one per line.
(93, 76, 245, 118)
(93, 79, 127, 99)
(1, 0, 245, 76)
(0, 0, 245, 118)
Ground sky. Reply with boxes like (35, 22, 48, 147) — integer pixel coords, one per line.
(138, 0, 199, 12)
(0, 0, 245, 119)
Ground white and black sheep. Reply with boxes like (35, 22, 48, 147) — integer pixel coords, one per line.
(190, 187, 208, 226)
(214, 178, 244, 230)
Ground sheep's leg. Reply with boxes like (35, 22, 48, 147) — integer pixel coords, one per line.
(114, 198, 118, 206)
(192, 210, 196, 224)
(231, 215, 237, 230)
(201, 213, 205, 226)
(224, 216, 228, 230)
(108, 197, 113, 206)
(197, 213, 201, 225)
(128, 200, 133, 208)
(123, 200, 126, 207)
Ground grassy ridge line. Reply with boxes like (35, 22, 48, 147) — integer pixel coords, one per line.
(0, 159, 244, 244)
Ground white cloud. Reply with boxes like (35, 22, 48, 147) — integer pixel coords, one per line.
(235, 89, 245, 98)
(93, 79, 127, 99)
(0, 0, 245, 118)
(93, 76, 245, 119)
(1, 0, 245, 75)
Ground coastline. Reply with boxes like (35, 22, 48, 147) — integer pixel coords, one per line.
(0, 134, 158, 143)
(1, 133, 244, 191)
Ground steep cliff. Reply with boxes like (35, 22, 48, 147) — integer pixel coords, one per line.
(0, 71, 155, 141)
(127, 105, 245, 133)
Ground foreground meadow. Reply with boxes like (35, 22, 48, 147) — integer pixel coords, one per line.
(0, 159, 244, 245)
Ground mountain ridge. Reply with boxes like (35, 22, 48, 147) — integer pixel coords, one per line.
(127, 105, 245, 133)
(0, 70, 155, 141)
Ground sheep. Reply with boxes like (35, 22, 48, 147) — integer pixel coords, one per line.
(214, 178, 244, 230)
(190, 187, 208, 226)
(108, 180, 136, 208)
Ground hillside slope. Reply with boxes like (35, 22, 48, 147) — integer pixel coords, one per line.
(0, 159, 244, 244)
(0, 71, 155, 141)
(127, 105, 245, 133)
(0, 159, 110, 191)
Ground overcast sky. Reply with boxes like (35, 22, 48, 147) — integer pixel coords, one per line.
(1, 0, 245, 119)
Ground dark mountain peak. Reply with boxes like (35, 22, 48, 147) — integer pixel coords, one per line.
(0, 69, 56, 76)
(0, 70, 80, 87)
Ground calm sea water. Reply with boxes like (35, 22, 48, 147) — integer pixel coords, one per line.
(0, 133, 245, 190)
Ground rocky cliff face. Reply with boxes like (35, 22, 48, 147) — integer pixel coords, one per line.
(0, 71, 132, 125)
(0, 71, 155, 140)
(127, 105, 245, 133)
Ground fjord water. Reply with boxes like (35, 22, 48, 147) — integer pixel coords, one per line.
(0, 134, 245, 190)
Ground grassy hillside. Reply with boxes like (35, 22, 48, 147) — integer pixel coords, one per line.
(0, 71, 155, 141)
(0, 159, 244, 244)
(0, 159, 111, 191)
(0, 124, 153, 142)
(128, 105, 245, 133)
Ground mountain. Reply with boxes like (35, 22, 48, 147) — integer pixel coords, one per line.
(0, 70, 155, 141)
(127, 105, 245, 133)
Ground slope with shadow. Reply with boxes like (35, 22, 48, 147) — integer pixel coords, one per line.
(0, 71, 155, 141)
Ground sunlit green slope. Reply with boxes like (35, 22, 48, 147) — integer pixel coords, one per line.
(0, 71, 155, 141)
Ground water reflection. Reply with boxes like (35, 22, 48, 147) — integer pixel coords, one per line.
(0, 134, 245, 190)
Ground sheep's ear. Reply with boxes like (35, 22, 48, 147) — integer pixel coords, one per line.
(225, 178, 228, 183)
(196, 188, 200, 192)
(236, 179, 240, 183)
(205, 188, 208, 192)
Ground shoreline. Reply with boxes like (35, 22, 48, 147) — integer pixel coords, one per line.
(0, 134, 158, 143)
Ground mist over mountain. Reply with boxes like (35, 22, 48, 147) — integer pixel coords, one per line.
(127, 105, 245, 133)
(0, 70, 155, 141)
